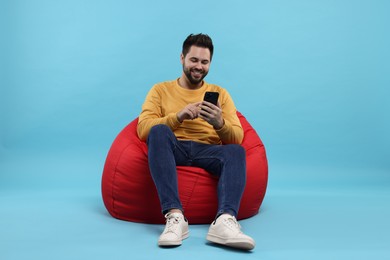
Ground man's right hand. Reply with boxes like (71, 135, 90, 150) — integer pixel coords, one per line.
(177, 102, 202, 123)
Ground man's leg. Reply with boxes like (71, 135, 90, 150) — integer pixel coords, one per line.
(147, 124, 184, 213)
(191, 142, 255, 250)
(147, 124, 189, 246)
(192, 143, 247, 217)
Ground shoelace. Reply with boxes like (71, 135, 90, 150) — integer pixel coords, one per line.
(223, 216, 242, 233)
(164, 214, 181, 233)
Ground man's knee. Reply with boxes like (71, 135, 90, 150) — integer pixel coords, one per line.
(148, 124, 173, 141)
(150, 124, 170, 136)
(226, 144, 246, 160)
(148, 124, 173, 145)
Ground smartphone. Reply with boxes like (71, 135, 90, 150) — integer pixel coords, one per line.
(203, 91, 219, 106)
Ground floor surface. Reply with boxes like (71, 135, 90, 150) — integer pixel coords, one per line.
(1, 151, 389, 260)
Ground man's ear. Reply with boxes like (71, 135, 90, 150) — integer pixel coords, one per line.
(180, 53, 184, 65)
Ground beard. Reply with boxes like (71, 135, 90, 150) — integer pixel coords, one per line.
(183, 65, 208, 85)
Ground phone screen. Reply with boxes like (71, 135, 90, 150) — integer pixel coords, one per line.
(203, 92, 219, 106)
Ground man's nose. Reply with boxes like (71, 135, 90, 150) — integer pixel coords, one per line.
(194, 62, 203, 70)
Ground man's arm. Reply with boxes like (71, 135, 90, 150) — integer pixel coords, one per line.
(137, 86, 202, 141)
(137, 86, 180, 141)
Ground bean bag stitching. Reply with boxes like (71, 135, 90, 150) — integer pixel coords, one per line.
(111, 142, 137, 217)
(181, 173, 199, 212)
(245, 144, 265, 153)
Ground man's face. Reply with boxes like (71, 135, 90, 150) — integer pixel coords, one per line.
(181, 46, 211, 85)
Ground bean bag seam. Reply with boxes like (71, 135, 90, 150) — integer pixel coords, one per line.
(245, 144, 265, 153)
(111, 142, 136, 216)
(181, 174, 199, 211)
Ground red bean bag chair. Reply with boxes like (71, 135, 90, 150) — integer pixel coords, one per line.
(101, 112, 268, 224)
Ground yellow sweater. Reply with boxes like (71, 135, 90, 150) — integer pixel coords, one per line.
(137, 79, 243, 145)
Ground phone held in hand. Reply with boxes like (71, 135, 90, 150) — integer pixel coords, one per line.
(203, 91, 219, 106)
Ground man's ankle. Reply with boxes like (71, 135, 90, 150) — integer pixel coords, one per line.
(168, 209, 183, 215)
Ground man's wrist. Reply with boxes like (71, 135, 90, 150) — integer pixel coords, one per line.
(213, 119, 224, 130)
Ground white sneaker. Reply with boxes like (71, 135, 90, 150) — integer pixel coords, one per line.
(158, 212, 189, 246)
(206, 214, 255, 250)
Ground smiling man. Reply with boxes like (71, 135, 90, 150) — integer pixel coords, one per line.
(180, 42, 210, 86)
(137, 33, 255, 250)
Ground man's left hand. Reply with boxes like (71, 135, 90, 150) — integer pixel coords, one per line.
(199, 101, 224, 130)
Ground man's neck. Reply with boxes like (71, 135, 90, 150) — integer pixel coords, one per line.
(178, 76, 203, 90)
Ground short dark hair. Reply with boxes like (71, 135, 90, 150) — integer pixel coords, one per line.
(182, 33, 214, 61)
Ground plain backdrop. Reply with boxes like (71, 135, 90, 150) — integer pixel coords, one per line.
(1, 0, 389, 168)
(1, 1, 389, 259)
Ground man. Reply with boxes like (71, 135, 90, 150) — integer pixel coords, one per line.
(137, 33, 255, 250)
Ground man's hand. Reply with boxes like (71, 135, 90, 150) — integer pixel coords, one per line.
(177, 102, 202, 123)
(199, 101, 224, 130)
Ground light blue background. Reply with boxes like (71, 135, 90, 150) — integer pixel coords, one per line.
(1, 0, 389, 259)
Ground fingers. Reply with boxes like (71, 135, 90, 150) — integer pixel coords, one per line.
(185, 103, 202, 120)
(188, 107, 198, 119)
(192, 103, 202, 116)
(202, 100, 220, 108)
(199, 101, 222, 128)
(179, 101, 220, 122)
(200, 101, 221, 116)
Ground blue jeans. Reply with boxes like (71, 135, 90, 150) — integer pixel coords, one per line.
(147, 124, 246, 218)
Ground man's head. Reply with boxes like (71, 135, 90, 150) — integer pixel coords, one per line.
(182, 33, 214, 61)
(180, 34, 214, 87)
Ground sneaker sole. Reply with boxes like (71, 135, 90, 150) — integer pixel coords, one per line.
(158, 231, 189, 247)
(206, 234, 255, 250)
